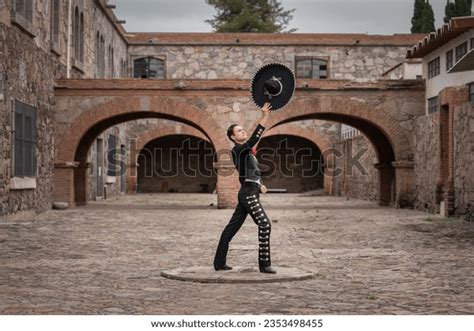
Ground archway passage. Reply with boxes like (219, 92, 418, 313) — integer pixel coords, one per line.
(270, 112, 400, 206)
(53, 97, 226, 206)
(137, 135, 217, 193)
(256, 134, 324, 193)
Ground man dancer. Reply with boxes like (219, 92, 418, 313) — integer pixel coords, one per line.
(213, 102, 276, 274)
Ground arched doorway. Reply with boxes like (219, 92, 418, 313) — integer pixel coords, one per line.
(137, 134, 216, 193)
(256, 134, 324, 193)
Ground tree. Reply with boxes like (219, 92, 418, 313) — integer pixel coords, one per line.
(444, 0, 457, 23)
(420, 0, 435, 33)
(411, 0, 435, 33)
(205, 0, 296, 33)
(411, 0, 426, 33)
(444, 0, 472, 23)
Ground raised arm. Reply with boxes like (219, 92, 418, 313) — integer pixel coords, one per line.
(236, 103, 271, 152)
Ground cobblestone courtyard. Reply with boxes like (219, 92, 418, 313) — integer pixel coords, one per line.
(0, 194, 473, 314)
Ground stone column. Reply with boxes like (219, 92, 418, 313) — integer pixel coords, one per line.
(74, 162, 90, 206)
(392, 161, 415, 208)
(374, 162, 394, 206)
(126, 161, 137, 194)
(53, 162, 78, 208)
(215, 161, 239, 209)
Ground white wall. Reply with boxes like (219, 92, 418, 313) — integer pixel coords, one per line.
(423, 29, 474, 109)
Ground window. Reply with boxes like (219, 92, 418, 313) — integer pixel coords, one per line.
(80, 13, 84, 62)
(295, 57, 328, 79)
(50, 0, 60, 48)
(428, 97, 439, 114)
(446, 49, 453, 71)
(428, 57, 440, 79)
(469, 83, 474, 102)
(108, 45, 114, 78)
(100, 35, 105, 77)
(15, 0, 33, 22)
(471, 38, 474, 50)
(455, 42, 468, 62)
(133, 57, 165, 79)
(14, 100, 37, 177)
(95, 32, 100, 77)
(107, 134, 117, 176)
(73, 7, 79, 60)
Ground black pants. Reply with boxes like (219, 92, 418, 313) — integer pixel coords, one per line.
(213, 182, 272, 268)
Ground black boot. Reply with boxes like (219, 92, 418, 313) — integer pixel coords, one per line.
(259, 266, 277, 274)
(214, 265, 233, 271)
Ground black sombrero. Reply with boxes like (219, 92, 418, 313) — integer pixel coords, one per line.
(251, 63, 295, 111)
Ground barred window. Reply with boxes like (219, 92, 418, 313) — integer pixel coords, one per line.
(455, 42, 468, 62)
(14, 101, 37, 177)
(428, 57, 440, 79)
(428, 97, 439, 114)
(295, 57, 328, 79)
(15, 0, 33, 22)
(446, 49, 453, 71)
(133, 57, 165, 79)
(469, 83, 474, 102)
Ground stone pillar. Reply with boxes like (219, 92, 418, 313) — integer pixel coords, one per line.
(53, 162, 78, 208)
(438, 85, 469, 216)
(215, 161, 239, 209)
(374, 162, 394, 207)
(74, 162, 90, 206)
(323, 157, 336, 195)
(126, 161, 137, 194)
(392, 161, 414, 208)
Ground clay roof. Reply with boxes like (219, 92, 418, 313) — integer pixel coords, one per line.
(125, 32, 426, 46)
(407, 16, 474, 58)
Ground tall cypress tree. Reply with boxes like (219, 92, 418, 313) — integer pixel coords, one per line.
(420, 0, 436, 33)
(411, 0, 426, 33)
(454, 0, 472, 16)
(444, 0, 457, 22)
(445, 0, 472, 22)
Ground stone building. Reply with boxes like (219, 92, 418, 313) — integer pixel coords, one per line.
(407, 16, 474, 216)
(1, 0, 471, 218)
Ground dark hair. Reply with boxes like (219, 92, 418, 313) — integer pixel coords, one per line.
(227, 124, 239, 143)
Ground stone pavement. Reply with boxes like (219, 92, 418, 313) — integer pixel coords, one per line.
(0, 193, 473, 314)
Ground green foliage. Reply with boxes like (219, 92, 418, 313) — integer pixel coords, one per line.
(444, 0, 472, 23)
(205, 0, 296, 33)
(411, 0, 427, 33)
(411, 0, 435, 33)
(420, 1, 435, 33)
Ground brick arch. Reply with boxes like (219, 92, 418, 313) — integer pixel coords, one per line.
(261, 124, 334, 194)
(262, 125, 332, 155)
(56, 96, 226, 163)
(54, 96, 226, 206)
(127, 125, 213, 194)
(268, 97, 412, 163)
(266, 97, 414, 206)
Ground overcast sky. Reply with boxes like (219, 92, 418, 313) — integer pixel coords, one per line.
(114, 0, 449, 34)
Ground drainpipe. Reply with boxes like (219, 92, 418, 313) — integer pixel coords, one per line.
(66, 0, 72, 78)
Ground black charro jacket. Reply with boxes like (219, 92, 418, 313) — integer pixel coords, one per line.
(231, 124, 265, 185)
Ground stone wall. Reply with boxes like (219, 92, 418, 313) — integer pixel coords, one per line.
(453, 102, 474, 216)
(0, 0, 129, 215)
(332, 134, 378, 201)
(413, 113, 440, 213)
(128, 44, 409, 80)
(0, 22, 65, 215)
